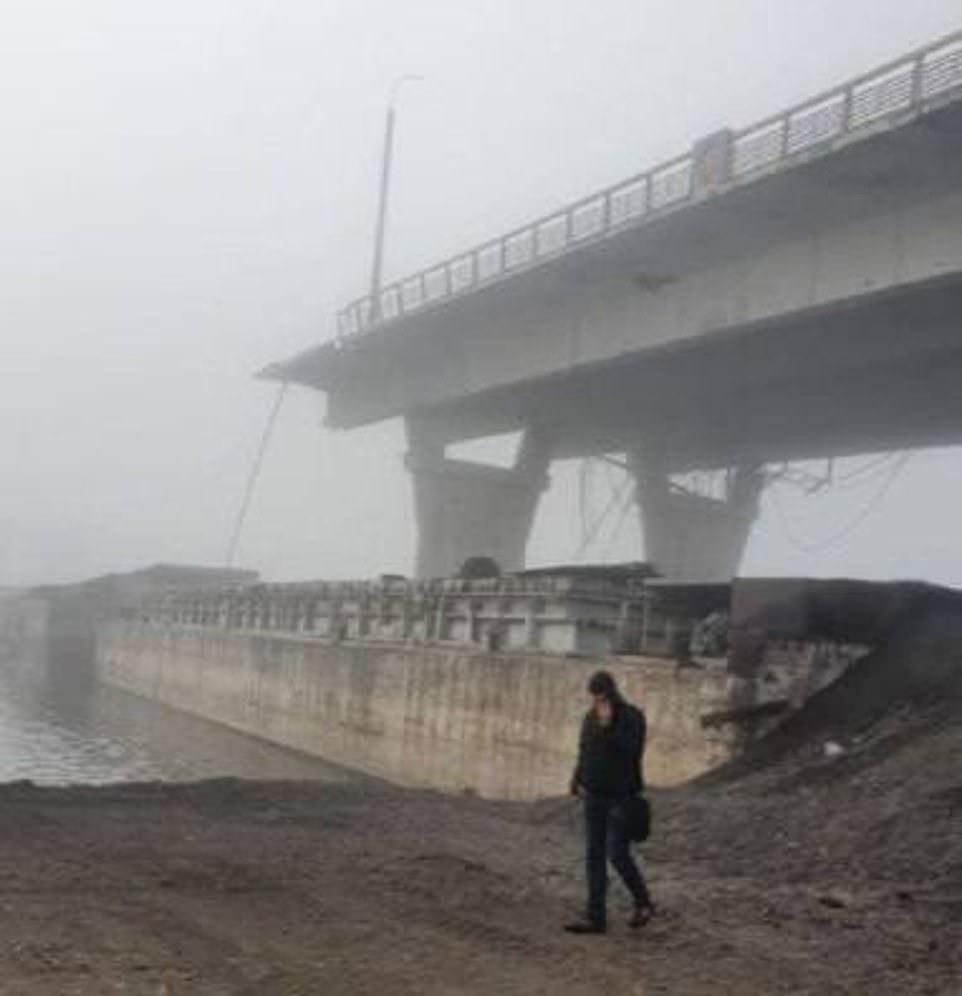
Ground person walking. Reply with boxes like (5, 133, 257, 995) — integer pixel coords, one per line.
(565, 670, 654, 935)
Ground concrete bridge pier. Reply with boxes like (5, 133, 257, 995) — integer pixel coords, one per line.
(406, 420, 552, 578)
(630, 456, 765, 581)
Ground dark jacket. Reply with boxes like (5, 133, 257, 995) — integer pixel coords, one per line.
(570, 698, 646, 799)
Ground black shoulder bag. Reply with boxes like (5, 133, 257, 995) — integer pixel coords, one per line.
(624, 794, 652, 843)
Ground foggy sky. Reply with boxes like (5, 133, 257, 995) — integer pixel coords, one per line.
(3, 0, 962, 587)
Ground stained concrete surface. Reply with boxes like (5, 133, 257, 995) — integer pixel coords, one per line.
(98, 628, 744, 796)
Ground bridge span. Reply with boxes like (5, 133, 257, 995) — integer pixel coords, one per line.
(271, 32, 962, 580)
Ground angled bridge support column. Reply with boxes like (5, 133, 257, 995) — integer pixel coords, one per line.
(631, 456, 766, 581)
(406, 421, 552, 579)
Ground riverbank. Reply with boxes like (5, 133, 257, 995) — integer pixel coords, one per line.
(1, 599, 959, 994)
(0, 708, 957, 996)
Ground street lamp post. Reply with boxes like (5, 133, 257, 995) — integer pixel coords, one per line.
(368, 74, 423, 323)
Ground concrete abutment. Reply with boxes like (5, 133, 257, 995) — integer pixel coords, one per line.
(406, 420, 552, 578)
(631, 457, 765, 581)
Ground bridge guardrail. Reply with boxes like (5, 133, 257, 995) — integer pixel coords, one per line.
(335, 31, 962, 341)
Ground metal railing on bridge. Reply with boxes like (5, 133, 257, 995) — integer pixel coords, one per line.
(335, 31, 962, 340)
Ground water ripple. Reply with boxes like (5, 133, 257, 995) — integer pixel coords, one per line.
(0, 661, 350, 786)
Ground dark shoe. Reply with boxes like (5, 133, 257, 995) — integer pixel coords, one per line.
(628, 904, 655, 929)
(563, 918, 607, 935)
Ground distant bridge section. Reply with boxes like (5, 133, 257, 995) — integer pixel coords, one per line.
(271, 32, 962, 580)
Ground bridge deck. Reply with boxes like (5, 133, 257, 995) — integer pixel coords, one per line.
(328, 31, 962, 341)
(270, 32, 962, 468)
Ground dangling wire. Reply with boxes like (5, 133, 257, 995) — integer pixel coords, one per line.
(600, 478, 638, 560)
(225, 382, 290, 568)
(574, 465, 633, 559)
(770, 452, 911, 554)
(577, 458, 591, 554)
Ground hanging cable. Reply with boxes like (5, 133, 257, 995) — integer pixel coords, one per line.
(573, 473, 633, 560)
(769, 451, 907, 497)
(831, 452, 909, 492)
(600, 478, 638, 560)
(769, 453, 911, 554)
(835, 451, 902, 482)
(577, 458, 591, 554)
(224, 382, 290, 568)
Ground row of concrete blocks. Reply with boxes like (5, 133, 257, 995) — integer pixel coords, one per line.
(141, 584, 669, 658)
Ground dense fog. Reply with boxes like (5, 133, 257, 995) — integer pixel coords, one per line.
(3, 0, 961, 586)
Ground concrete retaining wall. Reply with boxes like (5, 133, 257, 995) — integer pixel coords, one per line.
(98, 623, 747, 799)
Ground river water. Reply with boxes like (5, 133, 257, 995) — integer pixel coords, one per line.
(0, 660, 352, 785)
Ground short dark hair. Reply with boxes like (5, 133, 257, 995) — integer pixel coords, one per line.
(587, 670, 617, 697)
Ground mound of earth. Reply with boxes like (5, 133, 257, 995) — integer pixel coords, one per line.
(727, 587, 962, 776)
(671, 591, 962, 900)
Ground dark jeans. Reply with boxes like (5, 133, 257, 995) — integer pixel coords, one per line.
(584, 795, 651, 924)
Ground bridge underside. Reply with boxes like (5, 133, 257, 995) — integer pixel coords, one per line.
(403, 275, 962, 579)
(417, 273, 962, 469)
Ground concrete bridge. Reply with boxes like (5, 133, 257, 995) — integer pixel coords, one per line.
(270, 32, 962, 580)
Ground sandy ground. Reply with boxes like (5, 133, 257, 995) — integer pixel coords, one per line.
(0, 604, 959, 995)
(0, 742, 957, 996)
